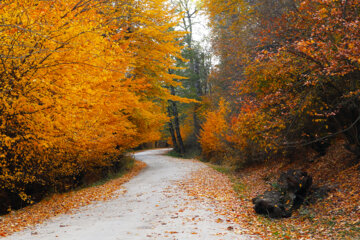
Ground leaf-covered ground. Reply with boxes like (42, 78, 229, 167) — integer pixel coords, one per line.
(179, 144, 360, 239)
(0, 161, 147, 237)
(1, 149, 257, 240)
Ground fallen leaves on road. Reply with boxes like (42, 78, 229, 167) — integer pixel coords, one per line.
(179, 167, 262, 238)
(0, 160, 146, 237)
(179, 143, 360, 239)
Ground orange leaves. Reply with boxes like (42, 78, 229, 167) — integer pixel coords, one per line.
(199, 99, 230, 159)
(0, 160, 146, 237)
(0, 0, 185, 206)
(291, 0, 360, 76)
(179, 167, 254, 235)
(202, 0, 360, 163)
(199, 97, 282, 162)
(181, 154, 360, 239)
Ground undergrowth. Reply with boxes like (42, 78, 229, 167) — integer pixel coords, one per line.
(167, 147, 201, 159)
(207, 142, 360, 239)
(80, 155, 135, 189)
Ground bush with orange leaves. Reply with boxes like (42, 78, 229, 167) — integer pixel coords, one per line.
(199, 100, 231, 162)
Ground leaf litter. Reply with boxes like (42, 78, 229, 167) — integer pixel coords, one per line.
(179, 143, 360, 239)
(0, 161, 146, 237)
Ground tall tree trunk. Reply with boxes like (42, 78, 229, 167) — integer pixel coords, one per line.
(193, 56, 202, 143)
(167, 106, 179, 151)
(170, 86, 185, 154)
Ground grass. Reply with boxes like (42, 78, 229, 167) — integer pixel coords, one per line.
(207, 163, 250, 199)
(11, 155, 137, 211)
(206, 156, 360, 239)
(170, 149, 252, 200)
(77, 155, 135, 189)
(167, 147, 201, 159)
(209, 164, 232, 174)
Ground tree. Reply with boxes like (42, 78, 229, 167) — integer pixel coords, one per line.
(201, 0, 360, 163)
(167, 0, 212, 153)
(0, 0, 185, 208)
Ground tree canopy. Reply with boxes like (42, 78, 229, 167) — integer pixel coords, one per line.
(0, 0, 185, 203)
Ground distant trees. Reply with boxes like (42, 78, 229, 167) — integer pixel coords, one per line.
(167, 0, 212, 154)
(200, 0, 360, 163)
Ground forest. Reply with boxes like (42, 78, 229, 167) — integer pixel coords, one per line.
(0, 0, 187, 211)
(0, 0, 359, 239)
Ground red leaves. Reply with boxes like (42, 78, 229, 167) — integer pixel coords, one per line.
(180, 146, 360, 240)
(198, 0, 360, 182)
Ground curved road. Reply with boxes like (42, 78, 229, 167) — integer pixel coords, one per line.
(6, 149, 255, 240)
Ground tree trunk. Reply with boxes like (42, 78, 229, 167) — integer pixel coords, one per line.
(193, 56, 202, 142)
(167, 106, 179, 151)
(170, 86, 185, 154)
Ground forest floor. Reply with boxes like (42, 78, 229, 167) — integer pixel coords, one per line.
(1, 147, 358, 239)
(0, 149, 258, 240)
(0, 159, 147, 238)
(199, 141, 360, 239)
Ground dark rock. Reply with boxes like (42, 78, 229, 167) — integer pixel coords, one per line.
(252, 191, 291, 218)
(278, 169, 312, 210)
(253, 169, 313, 218)
(278, 170, 312, 195)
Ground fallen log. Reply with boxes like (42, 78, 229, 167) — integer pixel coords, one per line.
(252, 191, 291, 218)
(252, 169, 313, 218)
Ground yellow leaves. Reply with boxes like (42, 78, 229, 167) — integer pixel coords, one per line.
(199, 99, 230, 158)
(318, 7, 328, 19)
(18, 192, 31, 202)
(166, 93, 199, 104)
(0, 0, 185, 204)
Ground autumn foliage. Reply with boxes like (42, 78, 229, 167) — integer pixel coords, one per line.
(199, 99, 229, 161)
(200, 0, 360, 163)
(0, 0, 184, 210)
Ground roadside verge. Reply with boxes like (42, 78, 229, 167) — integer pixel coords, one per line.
(0, 160, 147, 237)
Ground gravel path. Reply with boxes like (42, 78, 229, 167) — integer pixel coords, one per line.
(5, 149, 257, 240)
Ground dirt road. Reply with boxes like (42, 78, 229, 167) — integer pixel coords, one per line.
(5, 149, 257, 240)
